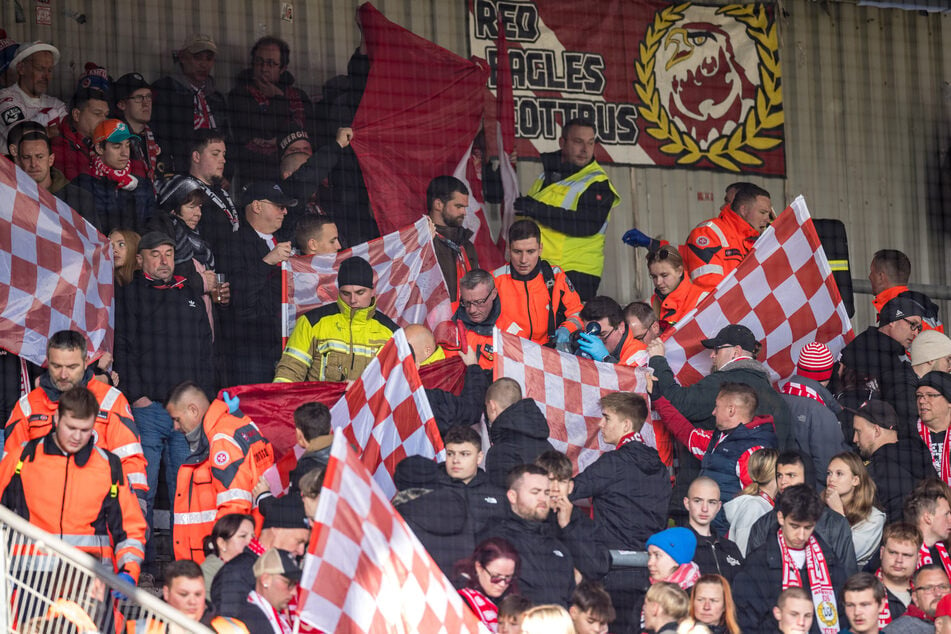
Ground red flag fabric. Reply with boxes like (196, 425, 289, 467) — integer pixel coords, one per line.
(493, 329, 669, 474)
(282, 217, 452, 337)
(220, 355, 465, 466)
(452, 144, 505, 271)
(493, 13, 519, 252)
(663, 195, 854, 386)
(328, 328, 446, 499)
(297, 433, 489, 633)
(0, 159, 113, 364)
(351, 3, 489, 234)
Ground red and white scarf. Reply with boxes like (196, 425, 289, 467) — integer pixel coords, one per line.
(918, 541, 951, 578)
(874, 569, 898, 628)
(782, 381, 826, 406)
(92, 155, 137, 191)
(778, 530, 839, 634)
(247, 589, 292, 634)
(618, 431, 646, 448)
(917, 419, 951, 484)
(458, 588, 498, 632)
(655, 562, 701, 589)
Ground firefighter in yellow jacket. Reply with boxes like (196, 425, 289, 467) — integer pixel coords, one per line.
(273, 256, 398, 382)
(514, 118, 620, 301)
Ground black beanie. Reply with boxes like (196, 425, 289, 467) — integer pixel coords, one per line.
(337, 256, 374, 289)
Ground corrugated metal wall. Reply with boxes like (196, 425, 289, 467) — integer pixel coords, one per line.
(3, 1, 949, 331)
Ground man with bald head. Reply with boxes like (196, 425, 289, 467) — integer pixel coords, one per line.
(405, 323, 489, 435)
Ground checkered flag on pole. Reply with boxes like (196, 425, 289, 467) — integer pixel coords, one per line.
(328, 328, 446, 499)
(665, 195, 854, 385)
(297, 432, 490, 633)
(0, 159, 112, 364)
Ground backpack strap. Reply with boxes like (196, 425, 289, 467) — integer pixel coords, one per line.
(540, 261, 557, 339)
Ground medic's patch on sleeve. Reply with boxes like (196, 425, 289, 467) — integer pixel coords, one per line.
(695, 235, 710, 247)
(213, 451, 229, 466)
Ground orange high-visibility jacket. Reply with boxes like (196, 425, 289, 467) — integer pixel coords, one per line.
(0, 433, 147, 581)
(683, 205, 759, 291)
(492, 261, 584, 345)
(173, 400, 274, 562)
(3, 376, 148, 500)
(652, 278, 709, 328)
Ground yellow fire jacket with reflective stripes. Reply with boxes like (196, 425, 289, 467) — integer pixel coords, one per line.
(173, 400, 273, 563)
(525, 160, 620, 278)
(273, 297, 398, 383)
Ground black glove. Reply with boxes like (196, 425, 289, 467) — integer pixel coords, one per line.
(513, 195, 543, 216)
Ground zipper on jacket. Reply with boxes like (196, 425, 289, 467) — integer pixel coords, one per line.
(522, 278, 534, 340)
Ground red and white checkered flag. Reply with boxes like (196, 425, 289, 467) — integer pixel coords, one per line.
(665, 195, 854, 386)
(282, 217, 452, 337)
(298, 432, 490, 633)
(493, 329, 657, 475)
(0, 160, 112, 365)
(329, 328, 446, 499)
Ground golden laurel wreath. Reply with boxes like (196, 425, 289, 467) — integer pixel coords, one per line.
(634, 3, 783, 171)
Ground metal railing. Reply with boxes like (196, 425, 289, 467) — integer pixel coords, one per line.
(0, 505, 213, 634)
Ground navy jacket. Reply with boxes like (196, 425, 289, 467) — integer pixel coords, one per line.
(484, 399, 555, 489)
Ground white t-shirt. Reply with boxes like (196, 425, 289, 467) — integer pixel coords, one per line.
(0, 83, 67, 149)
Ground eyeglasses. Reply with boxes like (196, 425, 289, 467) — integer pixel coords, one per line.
(598, 326, 616, 341)
(486, 571, 514, 585)
(903, 318, 923, 333)
(917, 392, 943, 401)
(253, 57, 281, 68)
(460, 289, 493, 310)
(915, 583, 951, 594)
(126, 94, 153, 104)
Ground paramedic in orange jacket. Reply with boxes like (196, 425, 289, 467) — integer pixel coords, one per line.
(647, 246, 709, 334)
(682, 183, 773, 290)
(493, 219, 583, 347)
(451, 268, 525, 370)
(2, 330, 148, 507)
(165, 381, 274, 563)
(0, 386, 147, 582)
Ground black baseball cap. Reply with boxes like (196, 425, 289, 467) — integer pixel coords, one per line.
(137, 231, 174, 252)
(846, 400, 899, 430)
(241, 181, 298, 208)
(113, 72, 151, 103)
(701, 324, 758, 353)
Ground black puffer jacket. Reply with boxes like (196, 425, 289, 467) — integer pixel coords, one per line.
(394, 487, 472, 578)
(866, 439, 933, 522)
(570, 440, 670, 549)
(484, 399, 554, 488)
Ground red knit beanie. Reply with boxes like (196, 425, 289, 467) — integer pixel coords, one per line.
(797, 342, 835, 382)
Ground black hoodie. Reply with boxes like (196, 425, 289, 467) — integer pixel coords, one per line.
(484, 399, 554, 489)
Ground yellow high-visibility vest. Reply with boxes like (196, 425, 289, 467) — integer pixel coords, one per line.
(524, 160, 620, 277)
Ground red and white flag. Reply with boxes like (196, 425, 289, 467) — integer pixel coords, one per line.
(493, 13, 519, 252)
(282, 217, 452, 337)
(452, 145, 506, 271)
(664, 196, 854, 386)
(298, 432, 489, 633)
(328, 328, 446, 499)
(0, 159, 113, 365)
(493, 329, 660, 474)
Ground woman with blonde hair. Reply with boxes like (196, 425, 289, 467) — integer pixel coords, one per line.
(519, 604, 576, 634)
(723, 447, 778, 554)
(689, 574, 740, 634)
(823, 451, 886, 566)
(646, 246, 708, 332)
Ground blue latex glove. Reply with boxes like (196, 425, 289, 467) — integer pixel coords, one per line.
(577, 332, 610, 361)
(622, 227, 656, 249)
(112, 571, 136, 600)
(222, 390, 240, 414)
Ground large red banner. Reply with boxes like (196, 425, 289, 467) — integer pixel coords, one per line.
(469, 0, 785, 175)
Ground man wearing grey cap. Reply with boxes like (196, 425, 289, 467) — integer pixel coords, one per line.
(837, 295, 927, 437)
(0, 41, 67, 148)
(151, 34, 229, 174)
(916, 372, 951, 485)
(232, 548, 301, 632)
(910, 330, 951, 379)
(216, 181, 297, 385)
